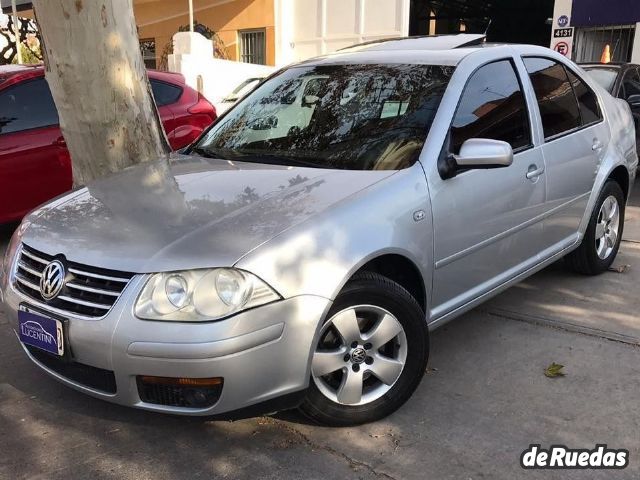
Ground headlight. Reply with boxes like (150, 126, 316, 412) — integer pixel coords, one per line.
(2, 220, 28, 284)
(134, 268, 281, 321)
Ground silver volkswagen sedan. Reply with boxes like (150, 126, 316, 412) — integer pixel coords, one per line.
(1, 37, 637, 426)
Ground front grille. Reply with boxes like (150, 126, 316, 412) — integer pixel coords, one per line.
(137, 377, 223, 408)
(26, 345, 117, 394)
(13, 244, 134, 318)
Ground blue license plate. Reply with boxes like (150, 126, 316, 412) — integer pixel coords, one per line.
(18, 309, 64, 356)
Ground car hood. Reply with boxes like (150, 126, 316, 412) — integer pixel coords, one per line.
(22, 154, 394, 273)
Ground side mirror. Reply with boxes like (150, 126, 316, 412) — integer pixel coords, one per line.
(626, 94, 640, 107)
(248, 116, 278, 130)
(302, 95, 320, 108)
(222, 93, 239, 103)
(452, 138, 514, 170)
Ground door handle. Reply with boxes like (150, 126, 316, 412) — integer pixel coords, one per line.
(526, 165, 545, 180)
(592, 139, 603, 151)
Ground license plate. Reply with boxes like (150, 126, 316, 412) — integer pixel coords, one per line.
(18, 308, 64, 356)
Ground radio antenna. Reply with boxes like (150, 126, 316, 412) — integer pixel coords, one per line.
(483, 19, 492, 36)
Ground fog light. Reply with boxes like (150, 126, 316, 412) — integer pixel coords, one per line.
(136, 376, 224, 408)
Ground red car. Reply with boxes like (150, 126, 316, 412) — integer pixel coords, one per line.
(0, 65, 216, 224)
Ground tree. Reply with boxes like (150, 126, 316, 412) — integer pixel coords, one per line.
(32, 0, 170, 186)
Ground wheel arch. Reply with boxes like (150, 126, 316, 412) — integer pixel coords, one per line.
(351, 253, 427, 314)
(608, 164, 630, 201)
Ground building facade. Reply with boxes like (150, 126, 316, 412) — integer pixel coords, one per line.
(134, 0, 277, 67)
(8, 0, 640, 70)
(550, 0, 640, 63)
(2, 0, 409, 68)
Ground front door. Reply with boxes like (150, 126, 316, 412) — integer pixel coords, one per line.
(428, 59, 548, 320)
(0, 77, 71, 223)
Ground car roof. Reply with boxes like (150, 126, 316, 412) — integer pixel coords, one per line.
(295, 35, 556, 68)
(339, 34, 487, 52)
(580, 63, 624, 69)
(0, 64, 185, 88)
(580, 62, 640, 71)
(0, 64, 44, 88)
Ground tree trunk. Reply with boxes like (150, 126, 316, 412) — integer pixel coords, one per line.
(32, 0, 170, 186)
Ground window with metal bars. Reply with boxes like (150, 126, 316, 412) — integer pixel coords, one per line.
(239, 29, 266, 65)
(573, 25, 636, 63)
(139, 38, 157, 69)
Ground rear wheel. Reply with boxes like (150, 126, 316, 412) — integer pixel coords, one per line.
(565, 180, 625, 275)
(300, 272, 428, 426)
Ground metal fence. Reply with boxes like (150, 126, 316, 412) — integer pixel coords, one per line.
(573, 24, 636, 63)
(239, 29, 266, 65)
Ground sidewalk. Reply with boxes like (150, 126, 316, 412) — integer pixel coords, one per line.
(482, 182, 640, 344)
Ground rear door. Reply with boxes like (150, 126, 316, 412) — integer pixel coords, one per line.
(428, 59, 548, 319)
(522, 57, 606, 249)
(0, 77, 71, 222)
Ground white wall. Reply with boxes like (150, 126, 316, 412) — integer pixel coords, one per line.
(168, 32, 275, 106)
(275, 0, 410, 65)
(632, 23, 640, 63)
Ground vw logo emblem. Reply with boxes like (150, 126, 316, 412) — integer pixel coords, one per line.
(350, 347, 367, 364)
(40, 260, 65, 300)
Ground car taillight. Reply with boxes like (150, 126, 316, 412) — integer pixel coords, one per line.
(188, 94, 216, 118)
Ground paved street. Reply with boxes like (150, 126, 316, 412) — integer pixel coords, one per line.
(1, 182, 639, 480)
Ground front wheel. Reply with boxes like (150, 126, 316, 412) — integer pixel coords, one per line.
(299, 272, 429, 426)
(565, 180, 625, 275)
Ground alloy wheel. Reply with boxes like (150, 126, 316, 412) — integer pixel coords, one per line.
(311, 305, 407, 406)
(595, 195, 620, 260)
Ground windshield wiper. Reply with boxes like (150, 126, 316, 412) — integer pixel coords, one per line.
(235, 153, 324, 169)
(190, 146, 231, 160)
(191, 147, 324, 168)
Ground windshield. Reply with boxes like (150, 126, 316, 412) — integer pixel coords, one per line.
(583, 67, 618, 93)
(194, 64, 453, 170)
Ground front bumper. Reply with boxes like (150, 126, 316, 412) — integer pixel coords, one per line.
(2, 275, 331, 415)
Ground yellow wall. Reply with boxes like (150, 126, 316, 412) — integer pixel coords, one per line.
(134, 0, 276, 66)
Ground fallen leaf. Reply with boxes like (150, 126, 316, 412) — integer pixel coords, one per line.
(544, 362, 566, 378)
(608, 264, 630, 273)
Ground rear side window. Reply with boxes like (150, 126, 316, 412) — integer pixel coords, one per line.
(451, 59, 531, 154)
(566, 68, 602, 125)
(0, 78, 59, 135)
(150, 79, 182, 106)
(523, 57, 581, 139)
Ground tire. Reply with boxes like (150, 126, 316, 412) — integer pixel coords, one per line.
(299, 271, 429, 427)
(565, 180, 625, 275)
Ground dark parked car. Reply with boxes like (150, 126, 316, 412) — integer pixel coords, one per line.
(0, 65, 217, 224)
(582, 62, 640, 150)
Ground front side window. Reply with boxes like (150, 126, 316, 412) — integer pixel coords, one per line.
(0, 78, 59, 135)
(523, 57, 581, 139)
(450, 59, 531, 154)
(194, 64, 453, 170)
